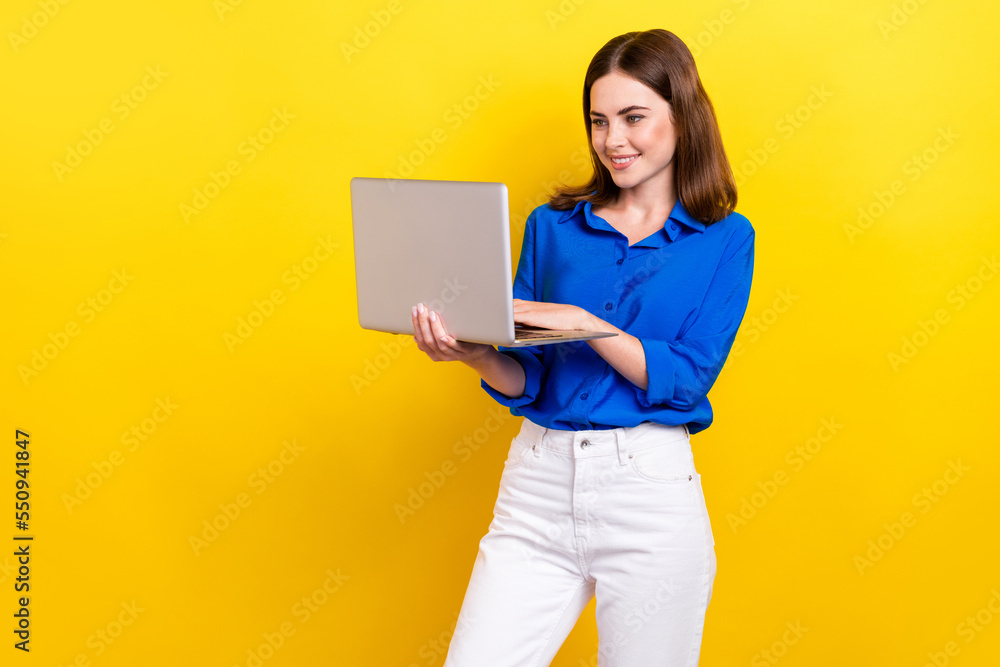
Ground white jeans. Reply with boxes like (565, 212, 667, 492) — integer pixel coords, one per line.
(444, 418, 716, 667)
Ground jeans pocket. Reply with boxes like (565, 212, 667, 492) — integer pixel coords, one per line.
(629, 441, 695, 483)
(503, 435, 534, 470)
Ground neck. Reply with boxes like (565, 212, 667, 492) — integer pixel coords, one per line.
(611, 177, 677, 221)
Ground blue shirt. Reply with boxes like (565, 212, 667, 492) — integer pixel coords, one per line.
(481, 198, 754, 435)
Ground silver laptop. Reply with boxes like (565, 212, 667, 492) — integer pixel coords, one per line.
(350, 177, 617, 347)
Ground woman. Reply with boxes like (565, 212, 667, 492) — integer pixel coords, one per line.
(412, 29, 754, 666)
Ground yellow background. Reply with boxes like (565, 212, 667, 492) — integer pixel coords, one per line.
(3, 0, 999, 665)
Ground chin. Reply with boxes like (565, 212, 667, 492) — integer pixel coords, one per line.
(610, 173, 640, 189)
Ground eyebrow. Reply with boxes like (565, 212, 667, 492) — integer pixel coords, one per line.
(590, 105, 651, 117)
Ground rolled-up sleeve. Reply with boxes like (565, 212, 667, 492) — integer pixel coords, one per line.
(481, 211, 547, 407)
(480, 347, 544, 407)
(634, 227, 755, 410)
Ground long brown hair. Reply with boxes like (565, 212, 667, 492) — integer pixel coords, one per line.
(549, 29, 737, 224)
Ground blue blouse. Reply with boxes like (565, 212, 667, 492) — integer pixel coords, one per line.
(481, 197, 754, 435)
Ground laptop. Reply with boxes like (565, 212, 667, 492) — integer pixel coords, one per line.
(349, 177, 617, 347)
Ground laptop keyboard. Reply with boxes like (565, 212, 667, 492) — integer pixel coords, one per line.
(514, 326, 564, 340)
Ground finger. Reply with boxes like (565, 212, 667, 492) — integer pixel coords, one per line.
(427, 310, 464, 359)
(415, 303, 444, 359)
(423, 309, 473, 358)
(410, 305, 423, 343)
(513, 303, 538, 325)
(417, 304, 442, 361)
(438, 333, 481, 360)
(446, 338, 485, 359)
(411, 305, 421, 338)
(428, 309, 450, 343)
(411, 305, 431, 353)
(512, 299, 539, 317)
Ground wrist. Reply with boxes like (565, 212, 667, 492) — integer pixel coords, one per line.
(462, 344, 499, 371)
(580, 308, 607, 332)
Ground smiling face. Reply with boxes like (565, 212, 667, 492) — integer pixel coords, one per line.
(589, 70, 678, 199)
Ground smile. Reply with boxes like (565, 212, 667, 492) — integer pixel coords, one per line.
(609, 154, 639, 170)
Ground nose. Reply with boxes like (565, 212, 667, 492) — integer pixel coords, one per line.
(605, 119, 626, 149)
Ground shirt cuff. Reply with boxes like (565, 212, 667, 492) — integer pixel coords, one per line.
(480, 347, 544, 408)
(636, 336, 724, 410)
(634, 337, 679, 408)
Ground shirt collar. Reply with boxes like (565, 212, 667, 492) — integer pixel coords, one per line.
(556, 196, 706, 245)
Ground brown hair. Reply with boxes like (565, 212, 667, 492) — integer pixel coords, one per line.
(549, 29, 737, 224)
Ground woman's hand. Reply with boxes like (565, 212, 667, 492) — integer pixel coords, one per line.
(512, 299, 600, 331)
(411, 302, 493, 363)
(411, 302, 528, 398)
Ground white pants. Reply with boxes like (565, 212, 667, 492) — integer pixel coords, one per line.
(444, 418, 716, 667)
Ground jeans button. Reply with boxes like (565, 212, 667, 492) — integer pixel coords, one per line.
(580, 439, 591, 449)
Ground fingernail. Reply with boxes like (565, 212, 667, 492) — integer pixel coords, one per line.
(417, 303, 424, 314)
(412, 306, 417, 317)
(430, 311, 437, 322)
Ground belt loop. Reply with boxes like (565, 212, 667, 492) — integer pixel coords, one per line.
(616, 428, 628, 466)
(683, 423, 690, 439)
(534, 424, 545, 456)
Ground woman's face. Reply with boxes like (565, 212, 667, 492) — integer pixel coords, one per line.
(589, 71, 677, 198)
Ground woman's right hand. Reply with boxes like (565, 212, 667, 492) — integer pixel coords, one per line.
(411, 302, 493, 364)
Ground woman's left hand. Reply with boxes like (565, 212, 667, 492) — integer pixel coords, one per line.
(512, 299, 599, 331)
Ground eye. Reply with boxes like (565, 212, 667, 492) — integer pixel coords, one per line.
(626, 115, 644, 123)
(590, 118, 607, 127)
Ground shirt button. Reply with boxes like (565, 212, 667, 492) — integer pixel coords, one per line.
(604, 303, 612, 311)
(616, 258, 623, 265)
(670, 223, 678, 231)
(580, 393, 588, 400)
(580, 439, 591, 449)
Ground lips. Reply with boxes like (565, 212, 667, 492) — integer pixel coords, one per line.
(609, 154, 639, 170)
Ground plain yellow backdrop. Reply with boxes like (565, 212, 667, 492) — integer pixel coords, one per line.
(2, 0, 999, 665)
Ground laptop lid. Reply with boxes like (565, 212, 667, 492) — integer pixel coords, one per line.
(350, 177, 617, 347)
(350, 177, 519, 345)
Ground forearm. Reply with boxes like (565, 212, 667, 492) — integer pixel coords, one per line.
(583, 313, 649, 391)
(464, 347, 527, 399)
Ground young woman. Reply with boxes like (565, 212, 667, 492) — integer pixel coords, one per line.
(411, 29, 754, 667)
